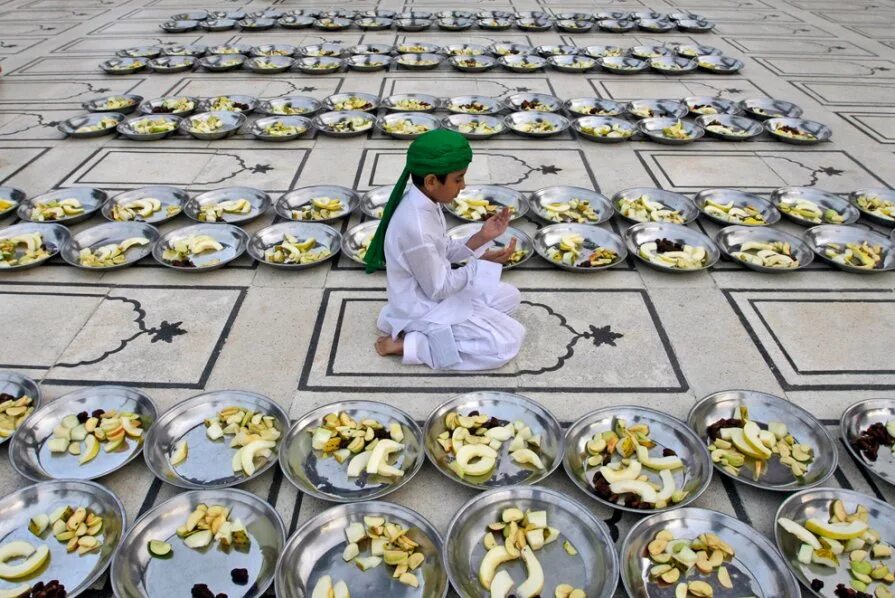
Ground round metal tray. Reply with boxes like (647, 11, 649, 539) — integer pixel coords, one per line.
(153, 223, 248, 271)
(103, 186, 187, 224)
(564, 406, 712, 513)
(612, 187, 698, 224)
(19, 187, 108, 225)
(529, 186, 614, 224)
(841, 398, 895, 486)
(764, 118, 832, 145)
(771, 187, 861, 227)
(446, 185, 528, 222)
(534, 223, 627, 272)
(0, 371, 41, 445)
(276, 185, 359, 223)
(250, 115, 312, 141)
(0, 222, 69, 270)
(849, 188, 895, 227)
(695, 188, 781, 226)
(247, 222, 341, 270)
(638, 117, 705, 144)
(625, 222, 720, 273)
(444, 486, 618, 597)
(715, 226, 815, 272)
(688, 389, 838, 491)
(58, 113, 123, 138)
(184, 186, 270, 225)
(280, 400, 424, 502)
(423, 391, 563, 489)
(60, 221, 159, 270)
(804, 224, 895, 273)
(341, 220, 380, 265)
(10, 385, 158, 481)
(111, 488, 285, 598)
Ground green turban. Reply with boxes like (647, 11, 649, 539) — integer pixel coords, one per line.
(363, 129, 473, 273)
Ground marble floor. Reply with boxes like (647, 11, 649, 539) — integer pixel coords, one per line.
(0, 0, 894, 595)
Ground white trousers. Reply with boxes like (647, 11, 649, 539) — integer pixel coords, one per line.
(401, 282, 525, 371)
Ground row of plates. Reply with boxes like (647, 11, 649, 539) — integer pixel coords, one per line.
(163, 8, 708, 21)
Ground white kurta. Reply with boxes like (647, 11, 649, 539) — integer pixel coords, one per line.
(378, 185, 525, 370)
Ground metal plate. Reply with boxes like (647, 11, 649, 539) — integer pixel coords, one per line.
(564, 406, 712, 513)
(716, 226, 814, 272)
(849, 187, 895, 227)
(0, 480, 126, 597)
(280, 401, 424, 502)
(198, 94, 257, 113)
(153, 223, 248, 270)
(250, 115, 312, 141)
(138, 96, 197, 116)
(529, 186, 614, 224)
(444, 43, 488, 56)
(201, 18, 235, 31)
(276, 501, 447, 597)
(185, 186, 269, 224)
(0, 185, 24, 217)
(489, 43, 534, 56)
(298, 43, 346, 57)
(446, 185, 529, 222)
(247, 222, 341, 269)
(100, 57, 146, 74)
(556, 18, 594, 32)
(639, 18, 676, 32)
(623, 507, 798, 598)
(478, 17, 513, 30)
(445, 96, 502, 115)
(536, 44, 578, 57)
(548, 54, 597, 72)
(630, 45, 672, 59)
(148, 55, 195, 72)
(534, 223, 627, 272)
(505, 111, 570, 137)
(257, 96, 321, 116)
(118, 46, 161, 59)
(498, 54, 546, 72)
(207, 43, 251, 55)
(58, 112, 124, 138)
(313, 110, 374, 137)
(375, 112, 440, 139)
(444, 486, 618, 597)
(10, 386, 158, 482)
(612, 187, 699, 224)
(677, 45, 722, 58)
(347, 54, 392, 71)
(143, 390, 289, 489)
(313, 16, 352, 30)
(685, 96, 740, 116)
(382, 93, 440, 113)
(775, 488, 895, 598)
(449, 55, 497, 72)
(599, 56, 649, 74)
(19, 187, 107, 225)
(296, 56, 345, 74)
(639, 117, 704, 144)
(396, 42, 441, 54)
(583, 45, 625, 59)
(565, 97, 625, 117)
(695, 188, 781, 226)
(396, 18, 433, 31)
(179, 110, 245, 140)
(688, 389, 838, 490)
(423, 391, 563, 489)
(841, 398, 895, 486)
(162, 45, 206, 57)
(680, 19, 716, 32)
(696, 55, 743, 73)
(438, 17, 473, 30)
(0, 222, 69, 270)
(360, 185, 406, 219)
(160, 20, 197, 33)
(771, 187, 861, 227)
(276, 185, 359, 223)
(82, 94, 142, 113)
(279, 15, 315, 28)
(0, 371, 40, 444)
(61, 221, 159, 270)
(599, 19, 636, 32)
(574, 115, 638, 143)
(625, 222, 720, 272)
(442, 114, 506, 139)
(516, 17, 553, 31)
(804, 224, 895, 272)
(103, 186, 187, 224)
(764, 117, 832, 145)
(117, 114, 181, 141)
(447, 223, 534, 270)
(240, 17, 276, 30)
(739, 98, 803, 120)
(627, 99, 688, 119)
(395, 52, 443, 70)
(341, 220, 380, 265)
(356, 17, 393, 30)
(251, 44, 296, 57)
(650, 56, 698, 74)
(696, 114, 763, 140)
(111, 488, 284, 598)
(244, 55, 293, 73)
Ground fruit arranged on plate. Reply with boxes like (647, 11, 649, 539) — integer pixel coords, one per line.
(356, 233, 373, 261)
(74, 117, 118, 134)
(731, 240, 800, 269)
(149, 98, 194, 113)
(502, 246, 528, 266)
(78, 237, 150, 267)
(638, 239, 707, 270)
(333, 97, 374, 111)
(618, 195, 684, 223)
(850, 420, 895, 462)
(398, 45, 431, 53)
(0, 393, 34, 437)
(215, 58, 244, 68)
(381, 119, 432, 136)
(264, 235, 332, 265)
(311, 575, 350, 598)
(329, 117, 372, 133)
(392, 98, 433, 111)
(180, 406, 279, 475)
(706, 405, 814, 480)
(251, 58, 282, 70)
(107, 61, 145, 71)
(261, 121, 306, 137)
(771, 124, 816, 141)
(704, 123, 751, 137)
(130, 117, 177, 135)
(689, 103, 721, 115)
(32, 504, 105, 556)
(458, 120, 502, 135)
(47, 409, 143, 465)
(778, 198, 844, 224)
(309, 411, 407, 479)
(0, 540, 50, 581)
(854, 194, 895, 222)
(175, 504, 249, 550)
(478, 507, 575, 597)
(112, 197, 179, 221)
(702, 199, 766, 224)
(654, 61, 686, 72)
(0, 233, 52, 268)
(206, 97, 250, 112)
(100, 97, 137, 111)
(630, 106, 661, 118)
(456, 58, 487, 68)
(823, 242, 885, 270)
(580, 123, 633, 139)
(515, 99, 553, 112)
(546, 233, 618, 268)
(267, 101, 311, 115)
(778, 500, 894, 596)
(188, 115, 225, 134)
(292, 197, 344, 220)
(644, 528, 736, 593)
(438, 410, 544, 480)
(451, 197, 513, 221)
(198, 198, 251, 222)
(340, 515, 425, 587)
(513, 120, 556, 134)
(450, 100, 489, 114)
(31, 198, 84, 221)
(661, 121, 692, 140)
(397, 55, 440, 67)
(161, 235, 223, 267)
(587, 418, 688, 509)
(542, 199, 599, 223)
(507, 58, 543, 69)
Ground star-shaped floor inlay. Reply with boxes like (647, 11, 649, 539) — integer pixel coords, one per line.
(586, 325, 623, 347)
(818, 166, 844, 176)
(300, 86, 317, 92)
(251, 164, 274, 174)
(538, 165, 562, 175)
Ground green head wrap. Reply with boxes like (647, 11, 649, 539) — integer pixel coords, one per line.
(364, 129, 473, 273)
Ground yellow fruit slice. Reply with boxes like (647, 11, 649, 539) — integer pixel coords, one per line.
(0, 542, 49, 580)
(79, 434, 100, 465)
(805, 518, 868, 540)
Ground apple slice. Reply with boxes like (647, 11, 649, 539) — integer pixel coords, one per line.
(777, 517, 821, 549)
(636, 445, 684, 470)
(240, 439, 276, 476)
(170, 440, 188, 466)
(742, 421, 772, 460)
(725, 427, 769, 461)
(79, 435, 100, 465)
(346, 451, 372, 478)
(366, 439, 404, 476)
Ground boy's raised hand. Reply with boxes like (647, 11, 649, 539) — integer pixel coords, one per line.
(479, 207, 511, 241)
(482, 237, 517, 264)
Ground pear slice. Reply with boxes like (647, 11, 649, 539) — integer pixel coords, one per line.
(455, 444, 498, 477)
(515, 546, 544, 598)
(608, 479, 658, 503)
(333, 580, 350, 598)
(310, 575, 333, 598)
(0, 542, 49, 580)
(240, 439, 276, 476)
(170, 440, 188, 466)
(599, 460, 641, 484)
(654, 469, 676, 503)
(636, 445, 684, 470)
(490, 570, 515, 598)
(510, 449, 545, 470)
(805, 518, 868, 540)
(777, 517, 821, 549)
(742, 421, 772, 459)
(724, 427, 769, 461)
(366, 439, 404, 476)
(346, 451, 372, 477)
(479, 546, 517, 589)
(79, 434, 100, 465)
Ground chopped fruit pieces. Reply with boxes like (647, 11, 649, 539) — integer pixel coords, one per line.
(440, 411, 542, 481)
(310, 411, 406, 479)
(618, 194, 684, 223)
(340, 516, 422, 585)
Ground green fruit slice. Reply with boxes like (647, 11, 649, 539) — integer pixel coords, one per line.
(148, 540, 173, 558)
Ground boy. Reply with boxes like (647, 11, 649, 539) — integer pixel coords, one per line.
(364, 129, 525, 370)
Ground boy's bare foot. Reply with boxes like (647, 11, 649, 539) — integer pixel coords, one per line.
(375, 335, 404, 356)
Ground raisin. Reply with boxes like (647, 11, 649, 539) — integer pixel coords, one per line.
(76, 411, 89, 424)
(0, 393, 14, 402)
(706, 418, 744, 441)
(811, 579, 824, 592)
(662, 448, 677, 457)
(231, 568, 249, 584)
(91, 409, 105, 419)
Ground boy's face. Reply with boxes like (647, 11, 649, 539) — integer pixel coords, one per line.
(423, 169, 466, 203)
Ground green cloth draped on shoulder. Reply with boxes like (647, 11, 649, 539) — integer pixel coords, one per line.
(363, 129, 473, 273)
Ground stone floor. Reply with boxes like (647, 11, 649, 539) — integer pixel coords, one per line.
(0, 0, 894, 595)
